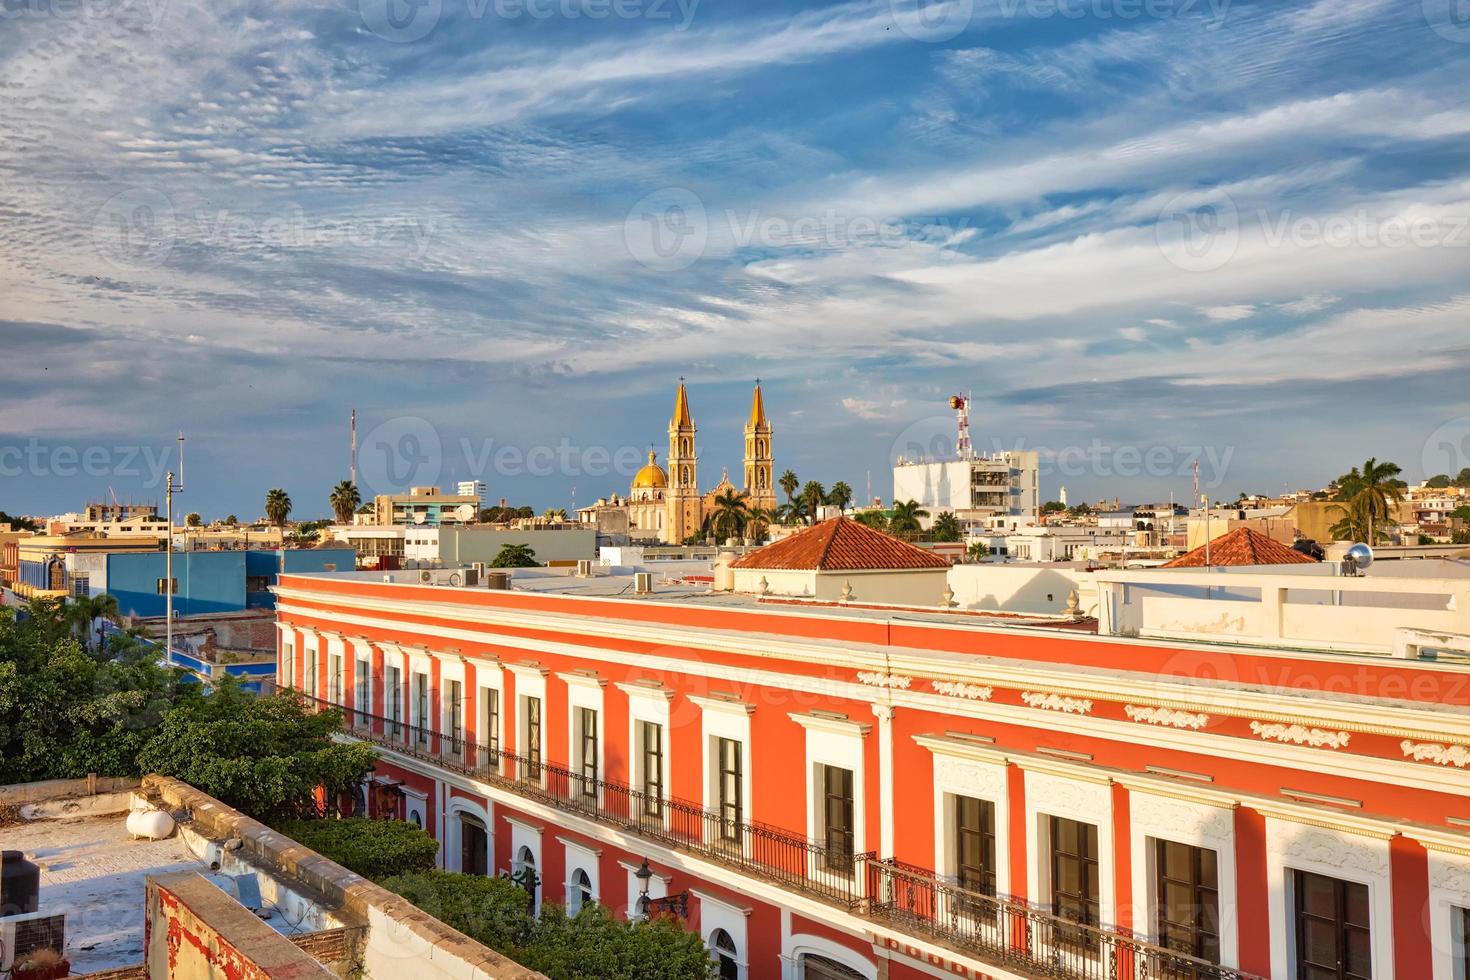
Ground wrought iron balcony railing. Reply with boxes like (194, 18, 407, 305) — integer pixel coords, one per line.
(298, 693, 1261, 980)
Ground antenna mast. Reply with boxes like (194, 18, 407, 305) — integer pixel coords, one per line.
(950, 393, 973, 460)
(350, 409, 357, 487)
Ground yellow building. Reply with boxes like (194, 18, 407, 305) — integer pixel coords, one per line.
(578, 381, 776, 544)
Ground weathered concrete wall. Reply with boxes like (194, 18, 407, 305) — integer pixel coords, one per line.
(142, 777, 544, 980)
(145, 873, 335, 980)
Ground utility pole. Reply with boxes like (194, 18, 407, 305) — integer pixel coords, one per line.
(165, 433, 184, 665)
(350, 408, 357, 488)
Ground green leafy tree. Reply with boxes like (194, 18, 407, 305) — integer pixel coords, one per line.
(1457, 467, 1470, 487)
(888, 499, 929, 536)
(0, 511, 40, 532)
(1454, 527, 1470, 545)
(224, 514, 238, 526)
(0, 599, 197, 784)
(929, 512, 962, 542)
(520, 904, 717, 980)
(709, 490, 750, 541)
(64, 593, 121, 653)
(1069, 502, 1093, 517)
(1425, 474, 1452, 489)
(1329, 496, 1375, 543)
(799, 481, 826, 524)
(382, 870, 535, 952)
(852, 510, 889, 531)
(778, 469, 799, 507)
(265, 488, 292, 529)
(490, 543, 539, 568)
(1332, 458, 1406, 543)
(745, 505, 780, 542)
(1451, 505, 1470, 524)
(826, 481, 853, 511)
(184, 512, 202, 527)
(330, 481, 361, 524)
(1041, 501, 1067, 514)
(967, 541, 991, 561)
(136, 680, 377, 822)
(275, 818, 439, 879)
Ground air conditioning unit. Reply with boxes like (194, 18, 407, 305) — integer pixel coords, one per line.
(633, 572, 653, 594)
(485, 571, 512, 591)
(419, 570, 434, 584)
(0, 912, 66, 972)
(461, 568, 479, 587)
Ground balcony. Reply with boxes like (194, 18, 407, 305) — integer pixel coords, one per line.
(300, 694, 1259, 980)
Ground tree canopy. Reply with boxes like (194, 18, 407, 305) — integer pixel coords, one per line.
(276, 818, 439, 879)
(490, 543, 540, 567)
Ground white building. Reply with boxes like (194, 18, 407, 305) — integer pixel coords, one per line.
(456, 480, 487, 501)
(892, 450, 1040, 530)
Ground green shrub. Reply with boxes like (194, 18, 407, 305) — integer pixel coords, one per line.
(277, 818, 439, 880)
(521, 904, 716, 980)
(380, 870, 533, 951)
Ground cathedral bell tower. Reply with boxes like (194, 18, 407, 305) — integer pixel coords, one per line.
(666, 380, 700, 543)
(743, 381, 775, 513)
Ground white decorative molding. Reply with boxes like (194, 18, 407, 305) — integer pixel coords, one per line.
(1125, 705, 1209, 730)
(1021, 691, 1092, 715)
(1249, 721, 1350, 749)
(856, 671, 912, 690)
(1131, 791, 1233, 846)
(931, 680, 994, 701)
(1280, 826, 1388, 878)
(1400, 739, 1470, 768)
(934, 754, 1007, 801)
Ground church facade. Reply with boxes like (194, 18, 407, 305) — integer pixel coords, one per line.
(577, 381, 775, 544)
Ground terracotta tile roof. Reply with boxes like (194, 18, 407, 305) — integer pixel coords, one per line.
(1162, 526, 1318, 568)
(730, 517, 952, 571)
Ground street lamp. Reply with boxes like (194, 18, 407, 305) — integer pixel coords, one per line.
(634, 857, 687, 919)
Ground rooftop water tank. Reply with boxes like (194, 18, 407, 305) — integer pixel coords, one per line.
(1, 850, 39, 918)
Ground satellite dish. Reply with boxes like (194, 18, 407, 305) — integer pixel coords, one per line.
(1345, 542, 1373, 572)
(413, 512, 428, 525)
(455, 504, 475, 522)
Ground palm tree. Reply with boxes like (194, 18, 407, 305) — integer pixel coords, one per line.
(265, 488, 292, 529)
(746, 504, 780, 542)
(800, 481, 826, 524)
(224, 514, 238, 526)
(543, 507, 568, 522)
(1329, 496, 1375, 543)
(889, 499, 929, 536)
(329, 481, 361, 525)
(853, 510, 889, 532)
(709, 490, 750, 541)
(930, 511, 962, 542)
(65, 593, 121, 652)
(827, 481, 853, 512)
(778, 469, 800, 507)
(490, 543, 539, 568)
(1337, 457, 1406, 544)
(184, 512, 202, 527)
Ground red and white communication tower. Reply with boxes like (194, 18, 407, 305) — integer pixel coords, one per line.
(949, 393, 974, 460)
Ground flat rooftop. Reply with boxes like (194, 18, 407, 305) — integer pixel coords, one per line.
(5, 808, 330, 974)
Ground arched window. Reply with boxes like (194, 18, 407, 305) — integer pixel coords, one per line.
(568, 868, 593, 915)
(514, 845, 538, 906)
(800, 954, 866, 980)
(458, 813, 487, 876)
(710, 928, 739, 980)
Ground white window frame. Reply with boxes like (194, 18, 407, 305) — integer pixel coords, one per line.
(507, 816, 544, 916)
(508, 664, 548, 784)
(302, 632, 320, 698)
(620, 683, 674, 824)
(560, 672, 606, 803)
(278, 628, 295, 690)
(1429, 848, 1470, 980)
(917, 736, 1011, 897)
(477, 668, 504, 757)
(350, 638, 372, 717)
(692, 889, 750, 980)
(789, 712, 869, 879)
(691, 696, 754, 839)
(1023, 765, 1115, 939)
(559, 836, 601, 915)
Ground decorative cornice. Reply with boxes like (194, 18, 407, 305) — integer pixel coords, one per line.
(1250, 721, 1350, 750)
(856, 671, 912, 690)
(1021, 692, 1092, 715)
(1400, 739, 1470, 768)
(931, 681, 994, 702)
(1125, 705, 1208, 730)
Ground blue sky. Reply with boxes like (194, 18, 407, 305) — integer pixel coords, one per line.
(2, 0, 1469, 519)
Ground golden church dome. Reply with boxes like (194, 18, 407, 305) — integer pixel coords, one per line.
(632, 450, 668, 489)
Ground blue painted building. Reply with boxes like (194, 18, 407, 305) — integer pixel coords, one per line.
(102, 548, 353, 618)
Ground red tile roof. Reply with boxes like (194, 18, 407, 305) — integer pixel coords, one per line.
(1162, 526, 1318, 568)
(730, 517, 952, 571)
